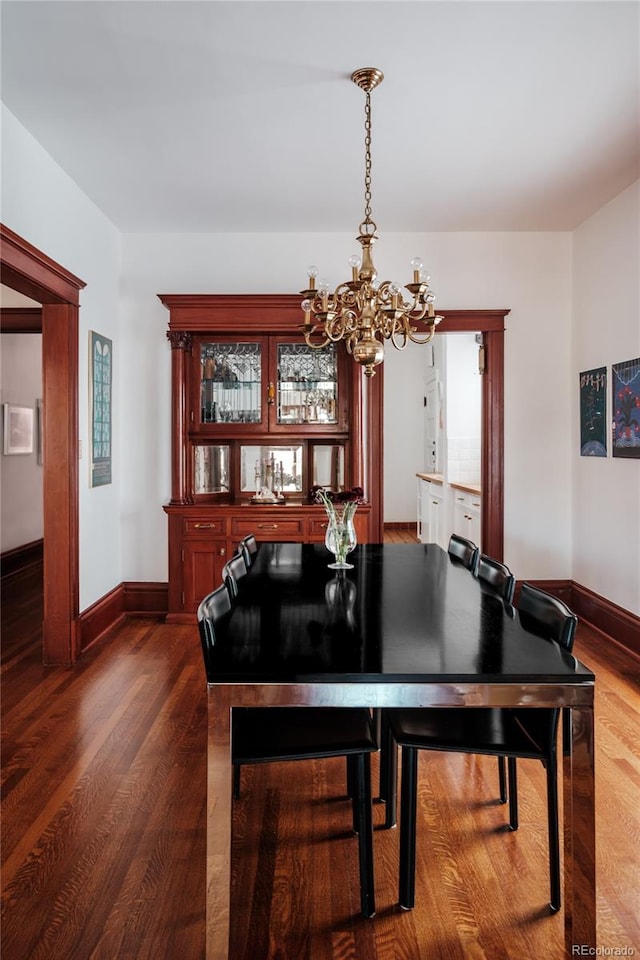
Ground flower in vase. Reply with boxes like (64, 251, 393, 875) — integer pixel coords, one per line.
(310, 487, 364, 568)
(309, 485, 366, 507)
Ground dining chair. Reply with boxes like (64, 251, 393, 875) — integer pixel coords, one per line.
(475, 553, 517, 804)
(381, 583, 577, 913)
(221, 550, 248, 598)
(196, 583, 378, 918)
(378, 538, 488, 808)
(238, 533, 259, 569)
(476, 554, 515, 603)
(447, 533, 479, 573)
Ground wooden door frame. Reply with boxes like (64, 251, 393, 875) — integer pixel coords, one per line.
(1, 223, 85, 664)
(369, 308, 508, 560)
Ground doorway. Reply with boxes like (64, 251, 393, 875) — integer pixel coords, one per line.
(0, 223, 85, 664)
(374, 309, 506, 560)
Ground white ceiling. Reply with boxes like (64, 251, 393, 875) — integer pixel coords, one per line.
(1, 1, 638, 234)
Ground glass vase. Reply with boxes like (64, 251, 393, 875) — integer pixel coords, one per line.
(324, 507, 357, 569)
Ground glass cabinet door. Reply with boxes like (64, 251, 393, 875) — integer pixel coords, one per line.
(199, 341, 262, 425)
(276, 343, 338, 426)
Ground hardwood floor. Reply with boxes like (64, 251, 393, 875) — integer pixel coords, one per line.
(2, 553, 639, 959)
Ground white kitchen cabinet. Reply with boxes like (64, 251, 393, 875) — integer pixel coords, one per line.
(452, 487, 482, 549)
(417, 475, 445, 546)
(428, 486, 445, 547)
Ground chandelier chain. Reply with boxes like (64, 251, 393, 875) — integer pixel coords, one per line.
(364, 90, 373, 226)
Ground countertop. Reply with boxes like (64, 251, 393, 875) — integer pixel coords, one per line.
(449, 481, 482, 497)
(416, 474, 481, 497)
(416, 472, 444, 485)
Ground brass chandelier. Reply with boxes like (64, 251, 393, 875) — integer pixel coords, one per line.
(299, 67, 442, 378)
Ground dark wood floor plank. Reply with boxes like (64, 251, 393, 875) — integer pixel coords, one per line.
(2, 541, 639, 959)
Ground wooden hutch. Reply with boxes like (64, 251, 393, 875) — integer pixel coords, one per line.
(160, 294, 383, 621)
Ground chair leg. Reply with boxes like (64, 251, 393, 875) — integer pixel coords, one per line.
(399, 746, 418, 910)
(507, 757, 518, 830)
(347, 755, 358, 832)
(382, 717, 398, 829)
(353, 752, 376, 918)
(378, 711, 389, 801)
(372, 707, 382, 746)
(545, 759, 561, 912)
(497, 756, 507, 803)
(233, 763, 241, 800)
(346, 754, 355, 799)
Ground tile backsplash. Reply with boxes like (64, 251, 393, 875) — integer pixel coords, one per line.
(447, 437, 481, 485)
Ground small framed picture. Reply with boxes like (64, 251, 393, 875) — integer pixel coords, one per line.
(3, 403, 34, 455)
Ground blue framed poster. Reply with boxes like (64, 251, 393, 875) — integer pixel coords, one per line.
(90, 331, 112, 486)
(612, 357, 640, 459)
(579, 367, 607, 457)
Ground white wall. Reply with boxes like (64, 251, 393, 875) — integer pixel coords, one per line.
(1, 106, 122, 610)
(572, 181, 640, 614)
(0, 334, 43, 551)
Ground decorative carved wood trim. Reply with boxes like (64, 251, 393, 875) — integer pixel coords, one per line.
(0, 223, 85, 304)
(368, 367, 384, 542)
(122, 581, 169, 616)
(159, 293, 301, 332)
(0, 307, 43, 333)
(515, 578, 639, 663)
(1, 224, 84, 665)
(514, 579, 574, 605)
(481, 328, 505, 560)
(0, 539, 43, 578)
(570, 582, 640, 661)
(42, 303, 80, 663)
(78, 580, 169, 641)
(77, 583, 126, 654)
(168, 330, 192, 503)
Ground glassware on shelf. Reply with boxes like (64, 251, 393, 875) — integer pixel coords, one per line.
(200, 342, 261, 424)
(276, 342, 338, 425)
(240, 444, 304, 498)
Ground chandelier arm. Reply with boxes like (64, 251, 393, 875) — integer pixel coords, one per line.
(406, 324, 438, 345)
(302, 326, 331, 350)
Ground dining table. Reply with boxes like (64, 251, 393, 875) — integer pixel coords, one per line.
(204, 541, 596, 959)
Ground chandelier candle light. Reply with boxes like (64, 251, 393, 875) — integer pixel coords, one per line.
(299, 68, 443, 378)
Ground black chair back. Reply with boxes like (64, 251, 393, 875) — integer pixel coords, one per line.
(517, 582, 577, 651)
(197, 583, 233, 681)
(448, 534, 479, 573)
(477, 554, 515, 604)
(239, 534, 259, 569)
(222, 551, 248, 599)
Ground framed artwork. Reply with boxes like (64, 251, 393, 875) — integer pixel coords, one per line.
(89, 331, 112, 486)
(2, 403, 34, 455)
(579, 367, 607, 457)
(612, 357, 640, 459)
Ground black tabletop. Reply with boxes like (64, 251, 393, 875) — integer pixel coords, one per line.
(212, 543, 594, 685)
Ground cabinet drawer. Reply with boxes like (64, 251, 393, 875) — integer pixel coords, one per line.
(309, 517, 331, 539)
(232, 516, 304, 539)
(184, 518, 226, 537)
